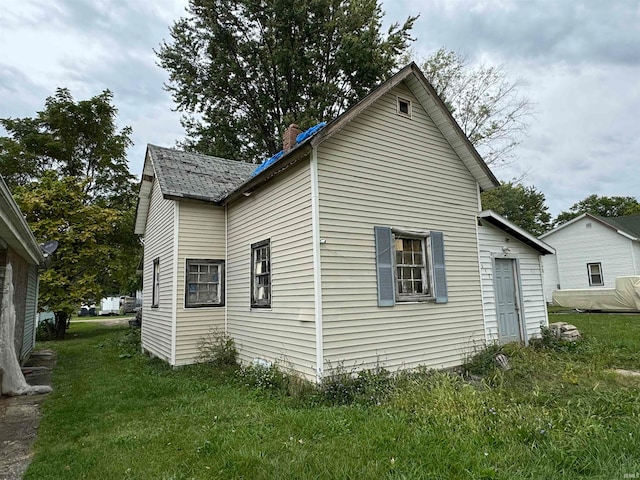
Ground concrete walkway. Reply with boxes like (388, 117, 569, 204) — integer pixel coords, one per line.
(0, 350, 55, 480)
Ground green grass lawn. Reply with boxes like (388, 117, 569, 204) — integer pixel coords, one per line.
(26, 313, 640, 480)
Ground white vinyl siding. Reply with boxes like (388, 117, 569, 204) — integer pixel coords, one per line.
(316, 82, 485, 372)
(141, 179, 175, 363)
(478, 222, 548, 342)
(542, 217, 635, 292)
(542, 253, 561, 303)
(175, 201, 226, 365)
(226, 160, 317, 379)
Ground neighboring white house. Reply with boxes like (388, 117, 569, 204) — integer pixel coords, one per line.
(135, 63, 550, 381)
(477, 211, 554, 345)
(0, 175, 45, 364)
(540, 213, 640, 302)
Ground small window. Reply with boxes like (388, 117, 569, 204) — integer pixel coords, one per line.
(587, 263, 603, 286)
(394, 233, 431, 301)
(251, 239, 271, 308)
(586, 222, 592, 229)
(152, 258, 160, 308)
(397, 97, 412, 118)
(185, 259, 224, 307)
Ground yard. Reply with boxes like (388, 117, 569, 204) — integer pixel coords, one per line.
(25, 312, 640, 479)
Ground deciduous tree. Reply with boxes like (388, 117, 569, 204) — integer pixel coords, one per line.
(554, 195, 640, 226)
(158, 0, 417, 160)
(481, 182, 551, 236)
(420, 48, 532, 168)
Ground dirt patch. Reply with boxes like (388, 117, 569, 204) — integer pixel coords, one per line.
(0, 350, 55, 480)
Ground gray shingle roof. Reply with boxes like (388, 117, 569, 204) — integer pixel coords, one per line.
(148, 145, 255, 203)
(595, 214, 640, 239)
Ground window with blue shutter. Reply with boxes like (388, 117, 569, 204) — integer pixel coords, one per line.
(374, 226, 395, 306)
(430, 231, 448, 303)
(374, 227, 448, 305)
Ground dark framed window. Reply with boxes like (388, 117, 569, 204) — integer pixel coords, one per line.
(397, 96, 412, 118)
(152, 258, 160, 308)
(185, 259, 224, 307)
(587, 262, 603, 286)
(251, 239, 271, 308)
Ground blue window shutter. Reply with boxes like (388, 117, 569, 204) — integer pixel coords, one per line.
(374, 226, 395, 307)
(430, 231, 448, 303)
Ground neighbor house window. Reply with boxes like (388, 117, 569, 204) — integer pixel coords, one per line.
(152, 258, 160, 308)
(587, 262, 603, 286)
(185, 259, 224, 307)
(251, 239, 271, 308)
(394, 235, 430, 300)
(397, 97, 412, 118)
(374, 227, 448, 306)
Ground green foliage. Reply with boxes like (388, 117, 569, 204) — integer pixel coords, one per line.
(530, 326, 586, 353)
(463, 343, 505, 376)
(1, 89, 142, 336)
(481, 181, 552, 235)
(0, 88, 134, 205)
(420, 48, 532, 167)
(27, 315, 640, 479)
(318, 362, 393, 406)
(158, 0, 417, 161)
(554, 194, 640, 226)
(197, 328, 238, 367)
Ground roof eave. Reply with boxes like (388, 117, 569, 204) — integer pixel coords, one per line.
(222, 143, 313, 205)
(0, 176, 45, 265)
(479, 210, 555, 255)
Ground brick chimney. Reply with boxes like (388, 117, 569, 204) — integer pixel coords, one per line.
(283, 124, 302, 151)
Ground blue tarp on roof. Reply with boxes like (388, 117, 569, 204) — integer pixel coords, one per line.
(251, 122, 327, 177)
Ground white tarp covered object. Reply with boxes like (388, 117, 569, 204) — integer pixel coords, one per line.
(553, 276, 640, 312)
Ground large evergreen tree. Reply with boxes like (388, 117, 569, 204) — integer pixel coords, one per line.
(158, 0, 417, 160)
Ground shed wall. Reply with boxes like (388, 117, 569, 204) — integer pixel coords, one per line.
(478, 222, 548, 342)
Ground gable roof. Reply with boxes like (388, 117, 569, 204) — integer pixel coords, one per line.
(134, 145, 255, 234)
(0, 175, 45, 265)
(479, 210, 555, 255)
(540, 212, 640, 241)
(223, 62, 500, 204)
(136, 62, 500, 223)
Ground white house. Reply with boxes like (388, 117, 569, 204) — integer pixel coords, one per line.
(540, 213, 640, 302)
(135, 63, 551, 380)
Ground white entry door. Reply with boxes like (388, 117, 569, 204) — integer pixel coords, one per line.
(494, 258, 522, 344)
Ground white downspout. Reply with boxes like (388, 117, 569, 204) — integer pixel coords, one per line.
(171, 201, 179, 365)
(475, 183, 488, 344)
(310, 147, 324, 383)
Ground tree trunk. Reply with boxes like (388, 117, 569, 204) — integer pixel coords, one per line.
(54, 311, 69, 340)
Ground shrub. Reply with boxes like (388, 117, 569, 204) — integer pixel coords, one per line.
(530, 326, 585, 353)
(197, 328, 238, 367)
(317, 362, 393, 406)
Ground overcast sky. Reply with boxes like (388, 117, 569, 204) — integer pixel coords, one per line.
(1, 0, 638, 216)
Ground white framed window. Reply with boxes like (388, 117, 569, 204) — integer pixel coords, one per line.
(587, 262, 603, 286)
(397, 96, 412, 118)
(374, 227, 448, 306)
(394, 234, 431, 301)
(251, 239, 271, 308)
(185, 259, 224, 307)
(152, 258, 160, 308)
